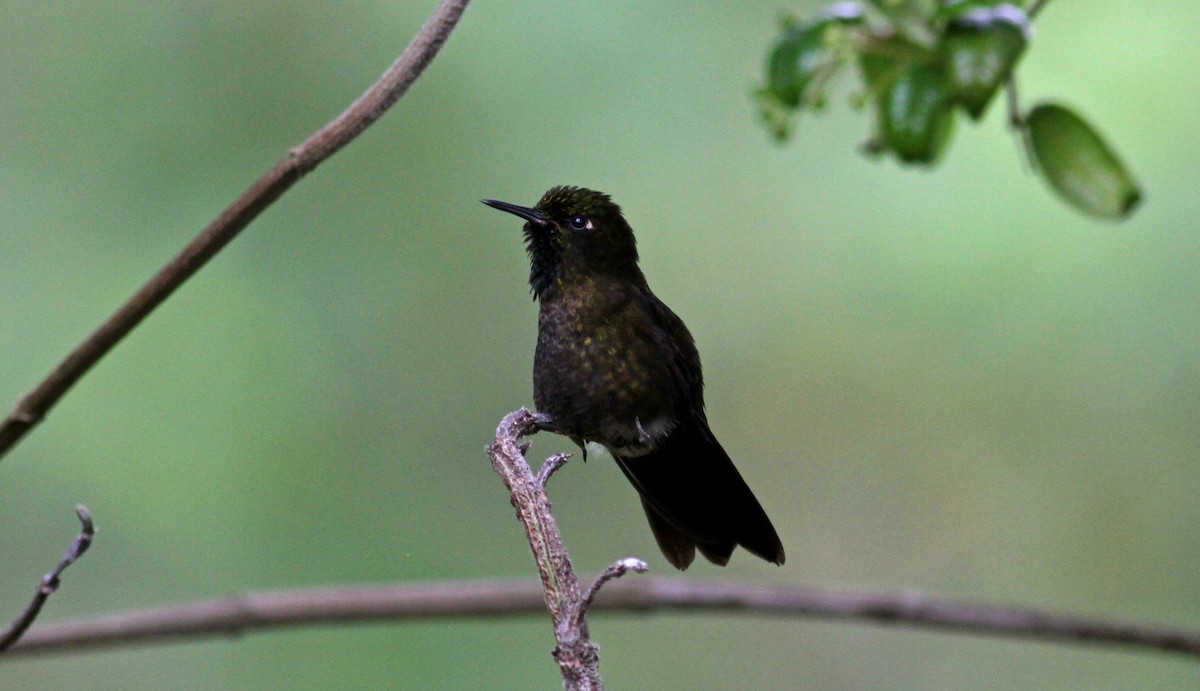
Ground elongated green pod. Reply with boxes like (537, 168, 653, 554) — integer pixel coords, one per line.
(1027, 103, 1142, 219)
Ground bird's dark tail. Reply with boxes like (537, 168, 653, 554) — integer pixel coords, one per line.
(612, 415, 785, 570)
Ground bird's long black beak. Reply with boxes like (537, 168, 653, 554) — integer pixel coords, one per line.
(482, 198, 546, 226)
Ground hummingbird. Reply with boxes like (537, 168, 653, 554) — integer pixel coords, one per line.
(483, 186, 785, 570)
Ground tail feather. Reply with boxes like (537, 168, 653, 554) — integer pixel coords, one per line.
(613, 415, 785, 568)
(640, 497, 698, 570)
(696, 540, 736, 567)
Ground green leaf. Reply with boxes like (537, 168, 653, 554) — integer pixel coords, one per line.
(878, 62, 956, 164)
(1026, 103, 1142, 220)
(765, 5, 865, 109)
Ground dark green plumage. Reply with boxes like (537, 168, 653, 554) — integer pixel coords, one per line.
(483, 186, 785, 570)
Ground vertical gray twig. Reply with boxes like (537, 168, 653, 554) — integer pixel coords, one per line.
(488, 409, 650, 690)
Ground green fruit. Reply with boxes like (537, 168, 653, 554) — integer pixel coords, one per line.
(941, 6, 1028, 119)
(880, 63, 955, 164)
(1026, 103, 1142, 219)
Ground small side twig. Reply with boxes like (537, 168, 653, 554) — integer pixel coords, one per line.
(536, 452, 572, 489)
(0, 506, 95, 654)
(575, 558, 648, 631)
(0, 0, 472, 463)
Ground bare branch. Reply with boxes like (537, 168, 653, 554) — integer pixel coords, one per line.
(0, 506, 95, 654)
(0, 0, 472, 462)
(6, 578, 1198, 660)
(487, 408, 605, 689)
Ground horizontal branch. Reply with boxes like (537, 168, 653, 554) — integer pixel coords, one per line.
(7, 578, 1198, 660)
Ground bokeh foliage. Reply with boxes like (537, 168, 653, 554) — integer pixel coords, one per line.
(1, 1, 1198, 689)
(757, 1, 1143, 219)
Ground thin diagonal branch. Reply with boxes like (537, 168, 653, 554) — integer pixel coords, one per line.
(0, 0, 472, 462)
(0, 506, 95, 654)
(6, 578, 1198, 660)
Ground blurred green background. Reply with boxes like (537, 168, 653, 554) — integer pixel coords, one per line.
(2, 1, 1198, 688)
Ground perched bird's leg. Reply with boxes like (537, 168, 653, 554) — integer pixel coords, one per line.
(531, 411, 589, 461)
(530, 411, 557, 432)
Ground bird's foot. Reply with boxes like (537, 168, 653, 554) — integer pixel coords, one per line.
(530, 412, 558, 433)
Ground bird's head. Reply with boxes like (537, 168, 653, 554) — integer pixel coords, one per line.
(484, 186, 641, 300)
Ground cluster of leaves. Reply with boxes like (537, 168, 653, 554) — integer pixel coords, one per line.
(755, 0, 1141, 220)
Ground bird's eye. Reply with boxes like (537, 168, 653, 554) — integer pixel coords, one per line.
(567, 215, 588, 230)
